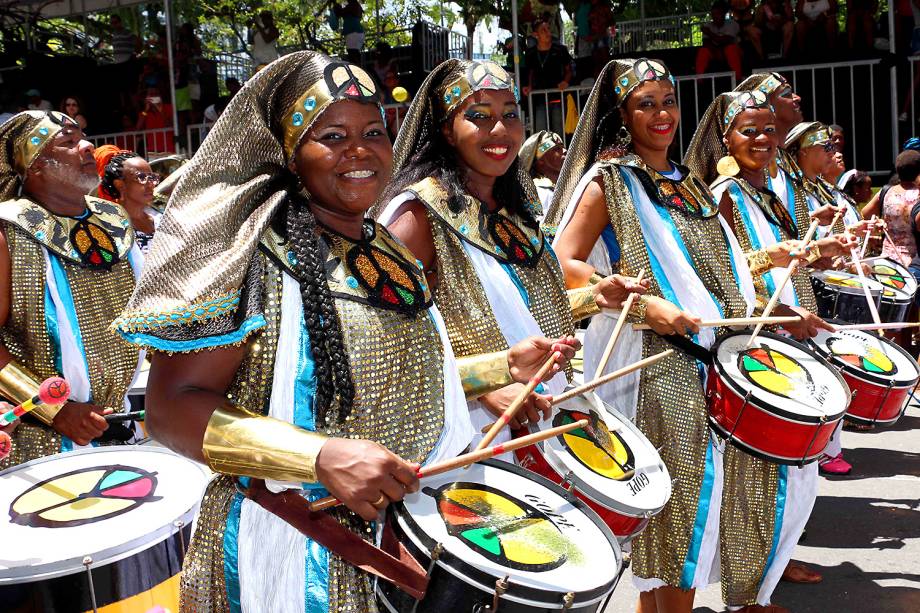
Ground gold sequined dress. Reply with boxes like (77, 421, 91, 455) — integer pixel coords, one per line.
(0, 196, 140, 469)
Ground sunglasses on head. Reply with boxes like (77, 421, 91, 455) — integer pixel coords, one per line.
(131, 172, 161, 185)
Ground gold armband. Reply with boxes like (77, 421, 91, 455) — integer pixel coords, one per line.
(747, 249, 773, 277)
(457, 351, 513, 399)
(567, 285, 601, 322)
(202, 402, 328, 483)
(803, 243, 822, 265)
(0, 361, 63, 426)
(628, 294, 649, 321)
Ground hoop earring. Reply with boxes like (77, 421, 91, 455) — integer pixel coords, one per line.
(610, 126, 632, 158)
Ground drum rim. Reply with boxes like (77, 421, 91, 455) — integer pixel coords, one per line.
(525, 393, 671, 518)
(806, 327, 920, 387)
(712, 330, 850, 424)
(709, 418, 824, 465)
(872, 258, 919, 295)
(390, 458, 622, 604)
(812, 271, 884, 296)
(0, 446, 210, 584)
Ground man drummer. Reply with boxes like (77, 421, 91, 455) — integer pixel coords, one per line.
(0, 111, 143, 469)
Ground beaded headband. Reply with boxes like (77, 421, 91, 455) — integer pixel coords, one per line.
(612, 58, 675, 108)
(281, 62, 381, 160)
(14, 111, 77, 175)
(438, 61, 518, 118)
(722, 90, 773, 133)
(754, 72, 787, 96)
(796, 125, 832, 149)
(536, 132, 564, 158)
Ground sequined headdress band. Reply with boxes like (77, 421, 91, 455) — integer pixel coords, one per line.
(437, 61, 517, 118)
(612, 58, 675, 107)
(282, 62, 381, 160)
(785, 121, 830, 150)
(13, 111, 77, 175)
(722, 90, 773, 133)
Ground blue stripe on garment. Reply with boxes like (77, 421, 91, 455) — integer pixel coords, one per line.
(224, 491, 244, 613)
(305, 491, 331, 613)
(680, 439, 717, 589)
(500, 262, 530, 308)
(760, 464, 788, 586)
(48, 254, 89, 388)
(118, 315, 266, 353)
(293, 314, 325, 491)
(600, 225, 621, 265)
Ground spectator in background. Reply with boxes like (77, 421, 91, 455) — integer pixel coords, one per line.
(25, 89, 52, 112)
(372, 42, 398, 85)
(795, 0, 837, 54)
(755, 0, 794, 57)
(587, 0, 615, 78)
(696, 1, 743, 80)
(94, 145, 160, 253)
(574, 0, 593, 60)
(829, 123, 844, 153)
(847, 0, 878, 51)
(842, 170, 874, 206)
(225, 77, 242, 97)
(335, 0, 365, 63)
(135, 86, 175, 154)
(59, 96, 88, 131)
(249, 11, 280, 67)
(730, 0, 764, 59)
(115, 111, 138, 151)
(109, 14, 140, 63)
(524, 18, 573, 136)
(522, 0, 564, 42)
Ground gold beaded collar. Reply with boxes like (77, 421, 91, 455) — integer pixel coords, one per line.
(438, 61, 518, 118)
(281, 62, 381, 160)
(612, 58, 675, 108)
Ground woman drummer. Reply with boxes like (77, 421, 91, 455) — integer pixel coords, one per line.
(114, 52, 575, 612)
(376, 59, 633, 446)
(684, 90, 838, 611)
(543, 57, 757, 613)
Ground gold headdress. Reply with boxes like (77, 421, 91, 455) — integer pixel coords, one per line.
(437, 60, 517, 118)
(519, 130, 564, 174)
(0, 111, 79, 201)
(784, 121, 831, 151)
(734, 71, 788, 97)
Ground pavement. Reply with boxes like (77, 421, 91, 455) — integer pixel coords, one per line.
(603, 403, 920, 613)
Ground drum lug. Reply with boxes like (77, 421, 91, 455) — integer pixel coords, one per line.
(83, 556, 98, 613)
(726, 391, 752, 444)
(560, 470, 576, 490)
(800, 415, 828, 466)
(174, 519, 187, 556)
(562, 592, 576, 610)
(409, 544, 445, 613)
(489, 575, 510, 612)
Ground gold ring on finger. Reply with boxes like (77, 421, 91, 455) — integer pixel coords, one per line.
(372, 494, 388, 508)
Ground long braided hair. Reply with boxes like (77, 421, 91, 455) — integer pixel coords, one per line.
(94, 144, 140, 201)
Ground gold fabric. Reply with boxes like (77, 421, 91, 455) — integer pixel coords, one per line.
(567, 284, 601, 322)
(437, 60, 515, 117)
(597, 163, 749, 587)
(406, 177, 575, 361)
(735, 72, 786, 97)
(774, 149, 814, 240)
(456, 350, 512, 398)
(0, 361, 60, 425)
(520, 130, 564, 175)
(786, 122, 831, 150)
(0, 111, 76, 200)
(747, 249, 774, 277)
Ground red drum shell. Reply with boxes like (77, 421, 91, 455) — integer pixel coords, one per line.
(514, 439, 649, 542)
(706, 370, 844, 465)
(840, 372, 913, 425)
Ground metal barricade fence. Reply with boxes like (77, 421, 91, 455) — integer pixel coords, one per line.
(674, 71, 737, 157)
(526, 85, 593, 147)
(613, 12, 708, 55)
(87, 129, 177, 160)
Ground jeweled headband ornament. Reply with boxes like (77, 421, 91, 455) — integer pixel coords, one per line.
(612, 58, 675, 107)
(438, 60, 517, 118)
(722, 90, 773, 132)
(14, 111, 77, 176)
(755, 72, 787, 96)
(281, 62, 381, 160)
(797, 125, 832, 149)
(536, 132, 563, 158)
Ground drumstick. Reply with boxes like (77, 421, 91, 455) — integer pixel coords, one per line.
(480, 349, 673, 432)
(475, 352, 560, 452)
(0, 376, 70, 427)
(845, 228, 882, 325)
(881, 228, 911, 268)
(747, 219, 821, 348)
(307, 419, 589, 512)
(630, 315, 802, 331)
(823, 208, 844, 238)
(594, 269, 646, 380)
(858, 215, 877, 259)
(832, 322, 920, 332)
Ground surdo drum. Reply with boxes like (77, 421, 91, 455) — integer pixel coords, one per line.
(377, 459, 623, 613)
(706, 331, 850, 465)
(868, 258, 918, 323)
(0, 446, 210, 612)
(513, 393, 671, 544)
(810, 270, 884, 324)
(808, 328, 920, 426)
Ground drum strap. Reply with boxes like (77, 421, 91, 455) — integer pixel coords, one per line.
(244, 479, 429, 600)
(660, 333, 714, 365)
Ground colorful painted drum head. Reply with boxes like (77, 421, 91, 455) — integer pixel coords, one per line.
(395, 460, 620, 596)
(0, 447, 209, 583)
(812, 270, 884, 296)
(870, 259, 918, 301)
(715, 333, 849, 420)
(809, 328, 920, 387)
(530, 393, 670, 519)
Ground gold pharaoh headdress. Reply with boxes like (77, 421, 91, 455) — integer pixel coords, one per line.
(0, 111, 79, 201)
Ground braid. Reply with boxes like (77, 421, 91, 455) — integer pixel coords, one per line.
(285, 193, 356, 427)
(100, 152, 139, 201)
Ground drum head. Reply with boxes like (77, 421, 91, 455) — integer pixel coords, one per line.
(871, 259, 918, 302)
(394, 460, 620, 605)
(712, 331, 849, 423)
(0, 446, 210, 584)
(812, 270, 883, 297)
(530, 394, 670, 519)
(808, 328, 920, 387)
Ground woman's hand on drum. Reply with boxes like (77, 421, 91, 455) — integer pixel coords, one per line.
(315, 438, 420, 521)
(775, 304, 834, 340)
(592, 274, 650, 309)
(480, 383, 552, 429)
(813, 233, 857, 259)
(643, 296, 701, 336)
(508, 336, 581, 383)
(809, 204, 843, 226)
(52, 402, 112, 446)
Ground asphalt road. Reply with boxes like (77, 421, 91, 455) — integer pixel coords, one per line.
(604, 403, 920, 613)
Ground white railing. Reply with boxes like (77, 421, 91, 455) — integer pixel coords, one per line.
(613, 12, 708, 55)
(419, 24, 471, 72)
(213, 51, 254, 89)
(87, 129, 178, 159)
(674, 71, 737, 157)
(185, 123, 211, 154)
(526, 85, 593, 147)
(383, 103, 408, 135)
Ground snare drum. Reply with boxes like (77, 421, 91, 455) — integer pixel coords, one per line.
(0, 446, 210, 612)
(513, 393, 671, 544)
(377, 459, 623, 613)
(808, 328, 920, 426)
(811, 270, 884, 324)
(869, 259, 918, 322)
(707, 331, 850, 465)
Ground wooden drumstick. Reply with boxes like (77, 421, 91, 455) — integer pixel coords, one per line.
(881, 228, 911, 268)
(747, 219, 821, 348)
(858, 214, 876, 259)
(307, 419, 589, 512)
(594, 269, 646, 380)
(833, 322, 920, 332)
(475, 352, 559, 452)
(845, 228, 882, 325)
(631, 315, 801, 331)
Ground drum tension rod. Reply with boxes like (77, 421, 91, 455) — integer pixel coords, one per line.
(175, 519, 187, 557)
(800, 414, 827, 465)
(410, 544, 444, 613)
(560, 470, 576, 491)
(488, 575, 510, 612)
(870, 380, 895, 425)
(83, 556, 98, 613)
(727, 391, 752, 444)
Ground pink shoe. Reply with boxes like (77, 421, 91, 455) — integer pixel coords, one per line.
(819, 453, 852, 475)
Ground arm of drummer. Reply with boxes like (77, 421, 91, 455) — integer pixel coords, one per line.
(0, 228, 110, 445)
(555, 179, 698, 336)
(147, 347, 420, 521)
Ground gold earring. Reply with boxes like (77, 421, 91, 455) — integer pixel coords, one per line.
(717, 155, 740, 177)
